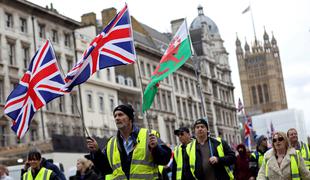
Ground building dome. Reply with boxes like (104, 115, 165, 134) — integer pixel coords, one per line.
(190, 5, 219, 35)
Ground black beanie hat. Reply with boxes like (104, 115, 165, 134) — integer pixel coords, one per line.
(113, 104, 135, 121)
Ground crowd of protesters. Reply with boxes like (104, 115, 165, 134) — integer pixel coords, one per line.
(3, 104, 310, 180)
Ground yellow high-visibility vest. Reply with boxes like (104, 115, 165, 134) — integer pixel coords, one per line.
(296, 142, 310, 170)
(251, 151, 264, 168)
(264, 153, 300, 180)
(187, 138, 234, 180)
(106, 128, 159, 179)
(23, 167, 52, 180)
(174, 145, 183, 180)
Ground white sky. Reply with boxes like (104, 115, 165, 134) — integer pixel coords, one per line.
(29, 0, 310, 135)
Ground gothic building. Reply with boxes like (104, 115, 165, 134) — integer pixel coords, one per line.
(235, 30, 287, 115)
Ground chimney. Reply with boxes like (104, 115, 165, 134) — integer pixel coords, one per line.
(101, 8, 117, 28)
(81, 12, 97, 26)
(170, 18, 185, 35)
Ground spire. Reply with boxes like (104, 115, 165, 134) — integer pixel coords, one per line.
(263, 26, 269, 40)
(244, 38, 250, 52)
(198, 5, 204, 16)
(271, 32, 277, 45)
(235, 33, 241, 46)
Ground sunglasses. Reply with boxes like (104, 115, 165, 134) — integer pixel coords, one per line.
(272, 137, 284, 143)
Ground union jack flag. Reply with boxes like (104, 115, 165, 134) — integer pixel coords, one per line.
(4, 40, 65, 138)
(244, 113, 252, 149)
(63, 5, 136, 91)
(237, 98, 244, 112)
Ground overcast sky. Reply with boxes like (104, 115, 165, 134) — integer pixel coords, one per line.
(29, 0, 310, 134)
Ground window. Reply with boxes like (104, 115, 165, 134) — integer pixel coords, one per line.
(96, 71, 101, 79)
(180, 77, 184, 92)
(22, 46, 30, 69)
(162, 91, 167, 110)
(176, 97, 181, 117)
(66, 56, 73, 72)
(5, 13, 13, 28)
(106, 68, 111, 81)
(20, 18, 27, 33)
(173, 75, 178, 91)
(46, 100, 53, 111)
(191, 80, 196, 96)
(0, 79, 4, 103)
(167, 93, 172, 112)
(185, 78, 189, 93)
(146, 63, 151, 77)
(109, 96, 115, 112)
(70, 94, 77, 114)
(251, 86, 257, 104)
(183, 101, 187, 118)
(263, 84, 269, 102)
(257, 85, 264, 103)
(140, 61, 145, 76)
(64, 33, 71, 47)
(7, 42, 16, 65)
(126, 77, 133, 87)
(59, 96, 65, 112)
(116, 75, 125, 85)
(0, 125, 5, 146)
(52, 29, 59, 43)
(87, 92, 93, 109)
(99, 95, 104, 113)
(30, 128, 38, 141)
(38, 23, 46, 38)
(156, 93, 161, 110)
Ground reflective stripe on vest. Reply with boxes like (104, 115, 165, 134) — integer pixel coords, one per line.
(106, 128, 159, 180)
(264, 154, 300, 180)
(23, 167, 52, 180)
(216, 137, 234, 180)
(251, 151, 264, 168)
(301, 142, 310, 169)
(174, 145, 183, 180)
(187, 139, 198, 180)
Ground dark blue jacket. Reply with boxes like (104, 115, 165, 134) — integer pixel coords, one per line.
(41, 158, 66, 180)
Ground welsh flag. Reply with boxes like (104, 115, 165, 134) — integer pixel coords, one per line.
(142, 20, 192, 112)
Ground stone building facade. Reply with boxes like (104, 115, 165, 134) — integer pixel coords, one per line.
(0, 1, 240, 150)
(236, 30, 287, 115)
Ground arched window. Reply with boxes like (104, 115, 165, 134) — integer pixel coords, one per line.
(257, 85, 264, 103)
(264, 84, 269, 102)
(251, 86, 257, 104)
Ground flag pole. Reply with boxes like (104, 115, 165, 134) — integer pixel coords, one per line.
(249, 0, 257, 40)
(127, 3, 152, 130)
(72, 31, 90, 138)
(31, 15, 46, 140)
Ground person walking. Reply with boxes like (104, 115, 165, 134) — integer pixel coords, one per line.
(172, 127, 195, 180)
(185, 118, 236, 180)
(22, 149, 59, 180)
(86, 104, 172, 179)
(69, 158, 98, 180)
(287, 128, 310, 170)
(249, 135, 269, 179)
(257, 131, 310, 180)
(234, 144, 251, 180)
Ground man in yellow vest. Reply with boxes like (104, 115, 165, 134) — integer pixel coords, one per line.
(249, 135, 269, 180)
(22, 149, 59, 180)
(86, 104, 172, 180)
(172, 127, 195, 180)
(287, 128, 310, 170)
(185, 118, 236, 180)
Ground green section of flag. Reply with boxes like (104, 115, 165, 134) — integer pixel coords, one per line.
(142, 38, 192, 112)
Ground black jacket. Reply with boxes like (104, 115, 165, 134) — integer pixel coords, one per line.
(21, 158, 66, 180)
(87, 127, 172, 179)
(182, 137, 236, 180)
(172, 144, 195, 180)
(69, 169, 99, 180)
